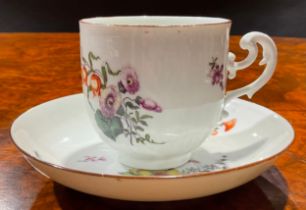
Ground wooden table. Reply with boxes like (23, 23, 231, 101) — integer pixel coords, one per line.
(0, 33, 305, 209)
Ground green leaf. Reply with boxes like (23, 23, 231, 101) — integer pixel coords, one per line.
(86, 88, 95, 112)
(88, 51, 100, 69)
(135, 126, 144, 131)
(95, 110, 112, 139)
(116, 105, 125, 116)
(125, 101, 139, 110)
(136, 137, 145, 144)
(89, 51, 100, 61)
(94, 110, 123, 141)
(135, 110, 140, 121)
(82, 57, 88, 65)
(140, 114, 153, 120)
(131, 118, 137, 124)
(145, 133, 165, 144)
(106, 62, 121, 76)
(110, 116, 124, 139)
(86, 87, 90, 98)
(101, 66, 108, 88)
(136, 137, 143, 143)
(139, 120, 148, 126)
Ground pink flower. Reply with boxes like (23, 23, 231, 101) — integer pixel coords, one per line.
(136, 96, 162, 112)
(119, 66, 139, 94)
(211, 64, 224, 90)
(99, 85, 121, 118)
(208, 58, 224, 90)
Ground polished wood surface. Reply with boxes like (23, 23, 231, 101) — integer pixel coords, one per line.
(0, 33, 305, 209)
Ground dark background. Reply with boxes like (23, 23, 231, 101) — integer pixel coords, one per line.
(0, 0, 306, 37)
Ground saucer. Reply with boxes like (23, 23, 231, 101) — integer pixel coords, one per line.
(11, 94, 294, 201)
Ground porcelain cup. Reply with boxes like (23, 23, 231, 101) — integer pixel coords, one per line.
(79, 16, 277, 170)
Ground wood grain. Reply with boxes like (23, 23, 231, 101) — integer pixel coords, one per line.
(0, 33, 305, 210)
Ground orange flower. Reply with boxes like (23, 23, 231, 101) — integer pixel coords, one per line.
(223, 119, 237, 132)
(90, 73, 102, 96)
(81, 66, 88, 86)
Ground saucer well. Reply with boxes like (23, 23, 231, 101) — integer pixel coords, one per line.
(10, 94, 294, 201)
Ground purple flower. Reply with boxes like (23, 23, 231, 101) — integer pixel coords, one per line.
(136, 96, 162, 112)
(99, 85, 121, 118)
(211, 64, 224, 90)
(119, 66, 140, 94)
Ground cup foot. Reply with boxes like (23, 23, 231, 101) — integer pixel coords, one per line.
(118, 153, 191, 170)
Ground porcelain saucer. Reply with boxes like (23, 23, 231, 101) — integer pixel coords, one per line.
(10, 94, 294, 201)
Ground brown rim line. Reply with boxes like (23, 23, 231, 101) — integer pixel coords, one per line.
(79, 16, 232, 28)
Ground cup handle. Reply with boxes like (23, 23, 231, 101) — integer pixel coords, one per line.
(224, 32, 277, 105)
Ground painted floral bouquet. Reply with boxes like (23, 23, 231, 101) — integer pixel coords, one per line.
(81, 52, 163, 145)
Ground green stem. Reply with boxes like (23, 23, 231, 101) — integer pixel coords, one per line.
(124, 113, 134, 145)
(105, 62, 121, 75)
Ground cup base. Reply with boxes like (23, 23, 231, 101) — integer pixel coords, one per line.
(118, 153, 192, 170)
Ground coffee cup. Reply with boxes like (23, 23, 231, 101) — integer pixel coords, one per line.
(79, 16, 277, 170)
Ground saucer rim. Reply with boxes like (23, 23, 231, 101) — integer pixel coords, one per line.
(10, 93, 295, 180)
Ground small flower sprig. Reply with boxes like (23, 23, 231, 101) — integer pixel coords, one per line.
(81, 51, 163, 145)
(208, 57, 224, 90)
(180, 155, 228, 174)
